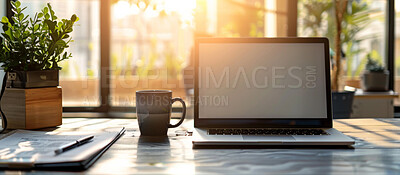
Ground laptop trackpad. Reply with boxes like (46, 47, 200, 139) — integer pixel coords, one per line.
(242, 135, 295, 141)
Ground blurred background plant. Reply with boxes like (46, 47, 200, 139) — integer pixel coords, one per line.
(365, 51, 385, 72)
(299, 0, 381, 82)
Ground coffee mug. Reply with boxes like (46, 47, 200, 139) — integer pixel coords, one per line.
(136, 90, 186, 136)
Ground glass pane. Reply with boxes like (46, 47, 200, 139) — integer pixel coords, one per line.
(196, 0, 288, 37)
(110, 0, 288, 107)
(20, 0, 100, 107)
(110, 0, 195, 107)
(298, 0, 387, 90)
(395, 1, 400, 105)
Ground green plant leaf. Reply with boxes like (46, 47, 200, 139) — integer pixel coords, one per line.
(51, 32, 58, 41)
(22, 14, 29, 21)
(1, 33, 10, 41)
(71, 14, 77, 22)
(62, 34, 70, 39)
(44, 19, 56, 31)
(47, 3, 53, 11)
(19, 13, 24, 21)
(15, 1, 21, 8)
(2, 25, 8, 32)
(1, 16, 9, 24)
(10, 1, 16, 9)
(33, 24, 39, 31)
(20, 7, 27, 13)
(0, 0, 78, 71)
(56, 40, 66, 47)
(43, 7, 49, 14)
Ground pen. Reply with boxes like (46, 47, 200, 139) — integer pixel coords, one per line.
(54, 135, 94, 155)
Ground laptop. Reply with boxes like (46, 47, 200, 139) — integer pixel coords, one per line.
(192, 37, 355, 146)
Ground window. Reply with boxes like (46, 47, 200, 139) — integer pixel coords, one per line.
(108, 0, 293, 108)
(7, 0, 293, 113)
(19, 0, 101, 107)
(298, 0, 388, 90)
(195, 0, 292, 37)
(7, 0, 395, 113)
(110, 0, 195, 107)
(395, 1, 400, 105)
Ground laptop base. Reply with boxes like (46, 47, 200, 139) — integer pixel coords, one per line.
(192, 128, 355, 146)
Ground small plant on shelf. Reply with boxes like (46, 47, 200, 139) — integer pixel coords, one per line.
(361, 53, 389, 92)
(365, 54, 385, 73)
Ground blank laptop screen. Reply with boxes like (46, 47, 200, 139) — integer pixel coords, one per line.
(198, 43, 327, 119)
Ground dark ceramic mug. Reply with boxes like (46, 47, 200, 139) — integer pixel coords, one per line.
(136, 90, 186, 136)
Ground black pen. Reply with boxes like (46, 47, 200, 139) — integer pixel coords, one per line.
(54, 135, 94, 155)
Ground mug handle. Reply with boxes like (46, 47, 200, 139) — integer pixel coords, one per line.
(168, 97, 186, 128)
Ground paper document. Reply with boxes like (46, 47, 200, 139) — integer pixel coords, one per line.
(0, 128, 125, 169)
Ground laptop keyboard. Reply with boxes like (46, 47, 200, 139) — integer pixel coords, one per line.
(207, 128, 329, 135)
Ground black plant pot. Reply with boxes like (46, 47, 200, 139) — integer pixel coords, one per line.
(360, 70, 389, 92)
(6, 70, 59, 88)
(332, 91, 355, 119)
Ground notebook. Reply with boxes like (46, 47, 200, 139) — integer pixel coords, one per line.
(0, 127, 125, 170)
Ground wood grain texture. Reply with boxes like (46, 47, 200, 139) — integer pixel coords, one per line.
(1, 88, 26, 129)
(1, 87, 62, 129)
(1, 118, 400, 174)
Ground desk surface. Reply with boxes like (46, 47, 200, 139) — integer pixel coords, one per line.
(2, 118, 400, 174)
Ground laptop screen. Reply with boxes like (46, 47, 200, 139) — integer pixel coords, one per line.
(198, 42, 327, 119)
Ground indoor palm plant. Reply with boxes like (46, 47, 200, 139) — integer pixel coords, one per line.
(0, 1, 78, 130)
(331, 0, 355, 119)
(0, 1, 79, 88)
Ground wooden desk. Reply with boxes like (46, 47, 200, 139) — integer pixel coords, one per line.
(1, 118, 400, 174)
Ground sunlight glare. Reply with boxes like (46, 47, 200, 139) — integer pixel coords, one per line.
(164, 0, 196, 22)
(113, 0, 140, 19)
(112, 0, 196, 26)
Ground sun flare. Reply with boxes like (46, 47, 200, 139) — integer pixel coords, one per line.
(112, 0, 196, 23)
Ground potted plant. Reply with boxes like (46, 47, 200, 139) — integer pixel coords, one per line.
(0, 1, 78, 129)
(360, 54, 389, 91)
(0, 1, 78, 88)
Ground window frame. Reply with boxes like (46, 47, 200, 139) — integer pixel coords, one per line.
(387, 0, 395, 91)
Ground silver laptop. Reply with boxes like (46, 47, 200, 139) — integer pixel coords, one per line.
(192, 37, 355, 146)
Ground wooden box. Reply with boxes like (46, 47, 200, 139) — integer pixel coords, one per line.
(1, 86, 62, 129)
